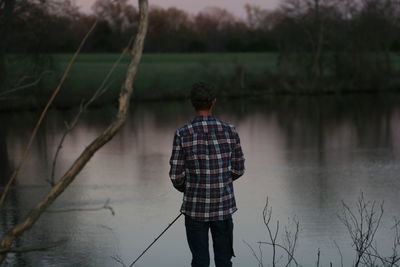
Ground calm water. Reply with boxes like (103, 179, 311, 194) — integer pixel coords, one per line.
(1, 95, 400, 266)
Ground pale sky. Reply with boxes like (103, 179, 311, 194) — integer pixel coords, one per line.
(76, 0, 280, 18)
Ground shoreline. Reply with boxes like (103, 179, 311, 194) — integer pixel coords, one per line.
(1, 90, 399, 113)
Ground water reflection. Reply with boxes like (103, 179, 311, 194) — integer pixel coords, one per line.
(1, 95, 400, 266)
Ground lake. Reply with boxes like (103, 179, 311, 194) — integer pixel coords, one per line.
(1, 95, 400, 266)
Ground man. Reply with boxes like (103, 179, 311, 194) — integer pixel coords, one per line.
(169, 82, 245, 267)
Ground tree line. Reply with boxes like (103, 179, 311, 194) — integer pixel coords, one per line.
(0, 0, 279, 54)
(1, 0, 399, 54)
(1, 0, 400, 93)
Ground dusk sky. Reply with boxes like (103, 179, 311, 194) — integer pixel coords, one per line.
(76, 0, 280, 18)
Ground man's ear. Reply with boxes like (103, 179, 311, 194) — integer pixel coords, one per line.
(212, 98, 217, 105)
(188, 99, 193, 106)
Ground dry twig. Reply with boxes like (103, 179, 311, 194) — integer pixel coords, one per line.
(365, 217, 400, 267)
(338, 193, 384, 267)
(333, 240, 344, 267)
(263, 197, 280, 267)
(283, 216, 299, 267)
(0, 239, 67, 254)
(112, 254, 128, 267)
(246, 197, 300, 267)
(46, 199, 115, 216)
(316, 248, 320, 267)
(244, 240, 264, 267)
(0, 71, 53, 99)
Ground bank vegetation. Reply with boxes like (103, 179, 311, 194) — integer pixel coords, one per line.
(1, 0, 400, 109)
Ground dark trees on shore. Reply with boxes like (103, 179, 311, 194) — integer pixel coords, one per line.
(0, 0, 81, 92)
(2, 0, 400, 56)
(272, 0, 400, 92)
(1, 0, 400, 93)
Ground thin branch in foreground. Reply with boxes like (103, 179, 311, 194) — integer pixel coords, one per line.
(393, 217, 400, 230)
(46, 199, 115, 216)
(258, 241, 264, 266)
(48, 102, 85, 186)
(333, 240, 344, 267)
(316, 248, 320, 267)
(0, 71, 54, 99)
(0, 19, 99, 207)
(243, 240, 264, 267)
(0, 0, 149, 263)
(338, 193, 384, 267)
(48, 36, 135, 186)
(111, 254, 128, 267)
(258, 241, 300, 266)
(284, 216, 299, 267)
(262, 197, 279, 267)
(246, 196, 300, 267)
(0, 239, 67, 254)
(365, 216, 400, 267)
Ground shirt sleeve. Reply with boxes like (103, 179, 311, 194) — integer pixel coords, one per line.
(231, 130, 245, 181)
(169, 131, 186, 192)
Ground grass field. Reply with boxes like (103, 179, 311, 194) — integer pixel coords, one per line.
(50, 53, 277, 102)
(3, 52, 400, 109)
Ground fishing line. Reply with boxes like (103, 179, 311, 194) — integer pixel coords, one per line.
(129, 212, 183, 266)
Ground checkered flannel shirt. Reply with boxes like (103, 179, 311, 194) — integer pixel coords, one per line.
(169, 115, 245, 221)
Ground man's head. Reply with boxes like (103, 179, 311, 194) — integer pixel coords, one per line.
(189, 82, 216, 111)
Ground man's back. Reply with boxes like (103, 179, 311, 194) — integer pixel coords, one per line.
(169, 82, 245, 267)
(169, 115, 245, 222)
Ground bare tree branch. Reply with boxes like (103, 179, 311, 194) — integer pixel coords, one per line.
(263, 197, 279, 267)
(333, 240, 344, 267)
(0, 71, 53, 99)
(258, 241, 264, 266)
(338, 193, 384, 267)
(284, 217, 299, 267)
(48, 36, 135, 186)
(0, 199, 115, 216)
(0, 19, 99, 206)
(258, 241, 300, 266)
(247, 197, 300, 267)
(365, 216, 400, 267)
(243, 240, 264, 267)
(0, 0, 149, 263)
(47, 101, 84, 186)
(111, 254, 128, 267)
(46, 199, 115, 216)
(0, 239, 67, 254)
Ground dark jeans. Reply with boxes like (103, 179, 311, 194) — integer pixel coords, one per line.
(185, 215, 235, 267)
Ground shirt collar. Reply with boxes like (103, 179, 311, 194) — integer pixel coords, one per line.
(191, 115, 216, 123)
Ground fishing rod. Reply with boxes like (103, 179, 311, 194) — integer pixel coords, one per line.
(129, 212, 183, 266)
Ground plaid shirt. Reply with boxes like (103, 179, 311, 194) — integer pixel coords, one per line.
(169, 115, 245, 221)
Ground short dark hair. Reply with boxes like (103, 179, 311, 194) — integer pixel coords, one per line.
(190, 82, 216, 110)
